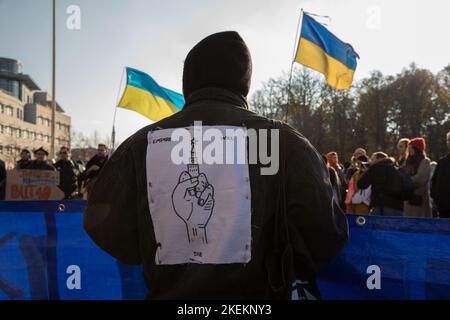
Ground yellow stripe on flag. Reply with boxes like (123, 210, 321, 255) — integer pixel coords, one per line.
(118, 85, 180, 122)
(295, 37, 355, 90)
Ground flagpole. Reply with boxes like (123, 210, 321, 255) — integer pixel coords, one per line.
(286, 9, 304, 122)
(50, 0, 56, 159)
(111, 67, 125, 152)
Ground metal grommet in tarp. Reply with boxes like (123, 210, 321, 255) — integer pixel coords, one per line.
(356, 216, 366, 226)
(58, 203, 66, 213)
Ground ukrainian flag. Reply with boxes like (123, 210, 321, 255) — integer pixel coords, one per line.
(295, 13, 359, 90)
(118, 67, 185, 122)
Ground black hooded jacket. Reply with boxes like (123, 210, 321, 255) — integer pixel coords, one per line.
(83, 31, 348, 299)
(84, 88, 348, 299)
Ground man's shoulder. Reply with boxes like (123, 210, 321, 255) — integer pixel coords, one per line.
(438, 154, 450, 165)
(278, 122, 317, 153)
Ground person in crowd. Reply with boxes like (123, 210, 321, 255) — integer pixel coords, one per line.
(80, 144, 109, 196)
(345, 155, 371, 214)
(54, 146, 80, 199)
(357, 152, 404, 216)
(327, 151, 348, 207)
(345, 148, 367, 183)
(322, 155, 342, 205)
(16, 149, 32, 169)
(431, 131, 450, 218)
(403, 137, 432, 217)
(27, 147, 55, 171)
(84, 31, 348, 299)
(0, 159, 5, 200)
(397, 138, 410, 167)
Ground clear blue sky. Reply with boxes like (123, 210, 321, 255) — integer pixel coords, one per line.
(1, 0, 449, 143)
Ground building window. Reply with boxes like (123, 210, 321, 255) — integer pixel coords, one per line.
(0, 146, 2, 154)
(23, 130, 28, 139)
(16, 129, 21, 138)
(16, 108, 20, 118)
(31, 132, 36, 140)
(7, 106, 13, 116)
(0, 124, 3, 134)
(0, 79, 20, 99)
(0, 103, 3, 113)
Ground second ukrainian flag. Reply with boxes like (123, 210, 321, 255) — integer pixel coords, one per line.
(295, 13, 359, 90)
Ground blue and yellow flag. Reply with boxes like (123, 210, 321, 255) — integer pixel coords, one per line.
(118, 67, 185, 122)
(295, 13, 359, 90)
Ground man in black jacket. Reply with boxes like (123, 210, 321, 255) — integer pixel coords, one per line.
(54, 146, 80, 199)
(16, 149, 31, 169)
(84, 31, 348, 299)
(357, 152, 403, 216)
(431, 131, 450, 218)
(0, 159, 5, 200)
(80, 144, 109, 196)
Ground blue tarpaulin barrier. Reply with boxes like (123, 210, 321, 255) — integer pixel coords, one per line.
(0, 201, 449, 300)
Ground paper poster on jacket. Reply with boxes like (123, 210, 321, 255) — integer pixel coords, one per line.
(146, 126, 252, 265)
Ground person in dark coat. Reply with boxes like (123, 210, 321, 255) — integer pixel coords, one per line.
(28, 147, 55, 171)
(83, 31, 348, 300)
(431, 132, 450, 218)
(322, 154, 342, 205)
(0, 159, 5, 200)
(326, 151, 347, 209)
(80, 144, 109, 197)
(357, 152, 403, 216)
(54, 146, 80, 199)
(16, 149, 32, 169)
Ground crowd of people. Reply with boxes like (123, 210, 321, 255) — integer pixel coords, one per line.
(1, 132, 449, 217)
(324, 132, 450, 218)
(0, 143, 110, 200)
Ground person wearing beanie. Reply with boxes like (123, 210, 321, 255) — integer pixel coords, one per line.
(84, 31, 348, 300)
(403, 137, 432, 217)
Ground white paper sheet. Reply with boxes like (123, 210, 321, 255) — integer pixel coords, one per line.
(146, 126, 252, 265)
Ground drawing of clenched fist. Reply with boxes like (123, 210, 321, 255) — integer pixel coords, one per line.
(172, 171, 215, 244)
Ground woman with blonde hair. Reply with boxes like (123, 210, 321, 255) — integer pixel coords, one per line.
(397, 138, 410, 167)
